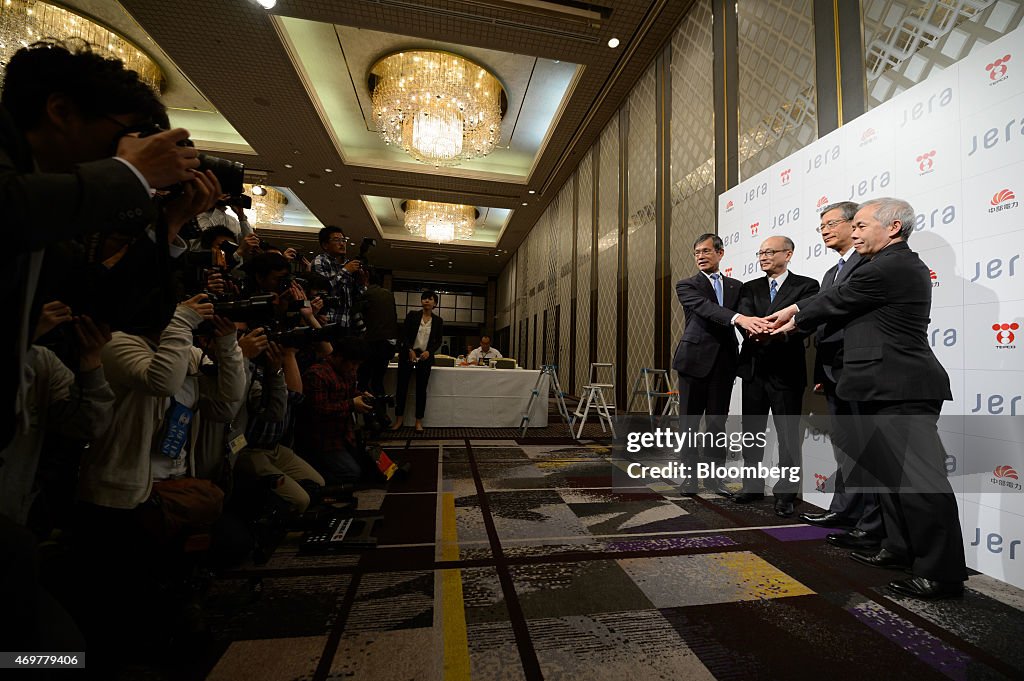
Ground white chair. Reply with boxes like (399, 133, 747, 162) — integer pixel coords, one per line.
(572, 362, 616, 438)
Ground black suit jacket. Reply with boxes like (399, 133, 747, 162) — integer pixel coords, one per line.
(672, 271, 742, 378)
(401, 311, 444, 355)
(812, 251, 863, 384)
(737, 272, 820, 390)
(796, 241, 951, 402)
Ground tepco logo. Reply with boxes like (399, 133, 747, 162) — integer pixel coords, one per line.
(860, 128, 877, 146)
(989, 189, 1018, 214)
(814, 473, 827, 492)
(723, 267, 734, 277)
(986, 54, 1011, 84)
(816, 196, 829, 210)
(780, 168, 792, 186)
(991, 465, 1022, 491)
(750, 222, 760, 236)
(993, 322, 1020, 348)
(917, 150, 936, 174)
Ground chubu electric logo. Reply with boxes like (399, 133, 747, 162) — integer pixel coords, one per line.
(989, 189, 1018, 214)
(726, 200, 735, 212)
(816, 196, 829, 210)
(860, 128, 877, 146)
(991, 465, 1021, 491)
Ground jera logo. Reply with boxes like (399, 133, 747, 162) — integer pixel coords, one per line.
(899, 87, 953, 127)
(805, 145, 840, 175)
(848, 171, 891, 200)
(971, 528, 1021, 558)
(914, 204, 955, 232)
(967, 116, 1024, 156)
(969, 251, 1020, 282)
(986, 54, 1011, 83)
(929, 326, 957, 347)
(972, 392, 1023, 415)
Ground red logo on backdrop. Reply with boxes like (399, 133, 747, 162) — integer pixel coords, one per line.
(780, 169, 792, 185)
(750, 222, 760, 236)
(814, 473, 828, 492)
(917, 150, 936, 172)
(986, 54, 1011, 81)
(726, 200, 735, 212)
(995, 465, 1019, 480)
(989, 188, 1019, 213)
(860, 128, 877, 145)
(993, 322, 1019, 346)
(723, 267, 734, 277)
(816, 196, 829, 209)
(929, 269, 940, 287)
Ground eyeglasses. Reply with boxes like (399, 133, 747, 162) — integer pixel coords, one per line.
(693, 248, 718, 257)
(327, 237, 348, 244)
(816, 218, 849, 233)
(755, 249, 790, 257)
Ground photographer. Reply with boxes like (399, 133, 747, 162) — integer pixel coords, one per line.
(356, 268, 399, 400)
(295, 337, 374, 486)
(196, 195, 252, 241)
(1, 40, 206, 447)
(311, 225, 365, 334)
(234, 329, 325, 513)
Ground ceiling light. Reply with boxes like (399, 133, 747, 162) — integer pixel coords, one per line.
(608, 38, 620, 48)
(334, 183, 341, 187)
(284, 163, 293, 169)
(255, 0, 277, 9)
(324, 168, 333, 173)
(528, 190, 535, 194)
(297, 179, 305, 184)
(370, 50, 505, 167)
(404, 200, 476, 243)
(521, 202, 528, 206)
(242, 183, 287, 223)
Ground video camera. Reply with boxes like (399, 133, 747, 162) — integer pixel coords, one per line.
(362, 393, 395, 436)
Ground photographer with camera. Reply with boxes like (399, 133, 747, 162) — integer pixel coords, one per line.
(295, 337, 375, 485)
(311, 225, 366, 335)
(196, 194, 253, 241)
(356, 268, 399, 403)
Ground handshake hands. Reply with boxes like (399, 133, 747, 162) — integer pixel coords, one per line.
(737, 304, 801, 343)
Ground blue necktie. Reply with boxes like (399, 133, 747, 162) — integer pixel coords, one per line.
(834, 257, 845, 284)
(710, 273, 723, 305)
(769, 278, 777, 303)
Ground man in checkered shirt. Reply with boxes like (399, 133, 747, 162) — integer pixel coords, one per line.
(311, 225, 365, 333)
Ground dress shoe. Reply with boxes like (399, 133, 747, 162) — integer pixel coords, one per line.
(774, 499, 795, 517)
(731, 492, 765, 504)
(799, 511, 854, 528)
(707, 483, 733, 498)
(887, 577, 964, 600)
(850, 548, 910, 570)
(826, 528, 881, 550)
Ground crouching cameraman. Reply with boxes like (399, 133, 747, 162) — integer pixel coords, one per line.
(295, 337, 375, 485)
(233, 328, 324, 513)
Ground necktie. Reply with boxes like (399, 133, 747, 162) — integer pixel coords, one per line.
(769, 278, 777, 303)
(834, 256, 845, 284)
(710, 273, 723, 305)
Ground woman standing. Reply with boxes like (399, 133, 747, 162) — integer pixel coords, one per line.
(393, 290, 443, 432)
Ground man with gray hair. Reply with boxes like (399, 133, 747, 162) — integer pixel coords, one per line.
(770, 197, 966, 600)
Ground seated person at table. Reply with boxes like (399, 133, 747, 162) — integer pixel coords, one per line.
(468, 336, 502, 365)
(393, 291, 443, 432)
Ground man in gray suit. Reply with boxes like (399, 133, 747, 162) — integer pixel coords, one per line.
(798, 202, 883, 548)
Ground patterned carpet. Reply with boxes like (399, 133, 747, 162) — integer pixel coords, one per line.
(192, 439, 1024, 681)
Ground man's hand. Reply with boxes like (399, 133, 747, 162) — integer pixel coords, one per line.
(765, 304, 799, 329)
(211, 315, 236, 338)
(181, 293, 215, 321)
(735, 315, 770, 335)
(343, 259, 361, 274)
(283, 247, 298, 261)
(34, 300, 73, 341)
(230, 201, 247, 220)
(352, 395, 374, 414)
(408, 349, 417, 363)
(205, 270, 226, 295)
(163, 170, 221, 239)
(264, 342, 285, 373)
(309, 296, 324, 317)
(420, 351, 430, 361)
(74, 315, 112, 371)
(237, 233, 260, 260)
(116, 127, 200, 189)
(771, 317, 798, 336)
(238, 327, 269, 359)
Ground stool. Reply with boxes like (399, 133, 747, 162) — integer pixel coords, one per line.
(627, 368, 676, 415)
(572, 384, 616, 438)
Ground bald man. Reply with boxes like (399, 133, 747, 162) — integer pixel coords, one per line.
(733, 236, 819, 516)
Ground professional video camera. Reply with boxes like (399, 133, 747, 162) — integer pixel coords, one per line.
(363, 393, 395, 435)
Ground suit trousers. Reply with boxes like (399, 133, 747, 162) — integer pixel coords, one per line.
(824, 383, 883, 534)
(677, 352, 735, 474)
(740, 378, 803, 499)
(856, 399, 967, 582)
(358, 339, 396, 398)
(396, 357, 433, 419)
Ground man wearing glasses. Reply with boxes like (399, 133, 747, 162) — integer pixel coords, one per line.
(798, 202, 884, 551)
(672, 233, 770, 495)
(733, 236, 819, 516)
(312, 225, 365, 334)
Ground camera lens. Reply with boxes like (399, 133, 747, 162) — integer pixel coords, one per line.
(198, 153, 245, 196)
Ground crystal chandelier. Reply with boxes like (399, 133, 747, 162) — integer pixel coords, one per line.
(370, 50, 504, 167)
(243, 183, 287, 224)
(0, 0, 164, 93)
(404, 200, 475, 243)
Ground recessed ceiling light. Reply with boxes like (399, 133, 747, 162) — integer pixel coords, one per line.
(521, 202, 528, 206)
(284, 163, 293, 169)
(256, 0, 276, 8)
(334, 183, 341, 187)
(608, 38, 620, 48)
(528, 190, 535, 194)
(297, 179, 305, 184)
(324, 168, 333, 173)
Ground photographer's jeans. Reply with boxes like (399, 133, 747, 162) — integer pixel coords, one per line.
(315, 446, 363, 486)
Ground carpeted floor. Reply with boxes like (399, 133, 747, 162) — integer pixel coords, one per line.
(189, 437, 1024, 681)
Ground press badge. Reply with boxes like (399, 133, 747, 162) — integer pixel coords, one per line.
(159, 400, 194, 459)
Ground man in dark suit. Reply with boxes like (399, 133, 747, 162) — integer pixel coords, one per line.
(734, 236, 819, 516)
(772, 197, 966, 599)
(673, 233, 770, 494)
(2, 42, 206, 449)
(798, 202, 884, 549)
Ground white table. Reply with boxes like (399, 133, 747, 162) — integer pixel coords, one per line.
(384, 365, 549, 428)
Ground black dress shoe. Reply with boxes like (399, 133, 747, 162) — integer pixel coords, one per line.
(826, 529, 881, 550)
(706, 483, 734, 498)
(799, 511, 854, 528)
(851, 548, 910, 570)
(774, 499, 795, 517)
(887, 577, 964, 600)
(731, 492, 765, 504)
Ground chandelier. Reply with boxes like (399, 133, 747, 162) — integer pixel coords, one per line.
(370, 50, 505, 167)
(404, 200, 476, 243)
(243, 183, 287, 224)
(0, 0, 164, 93)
